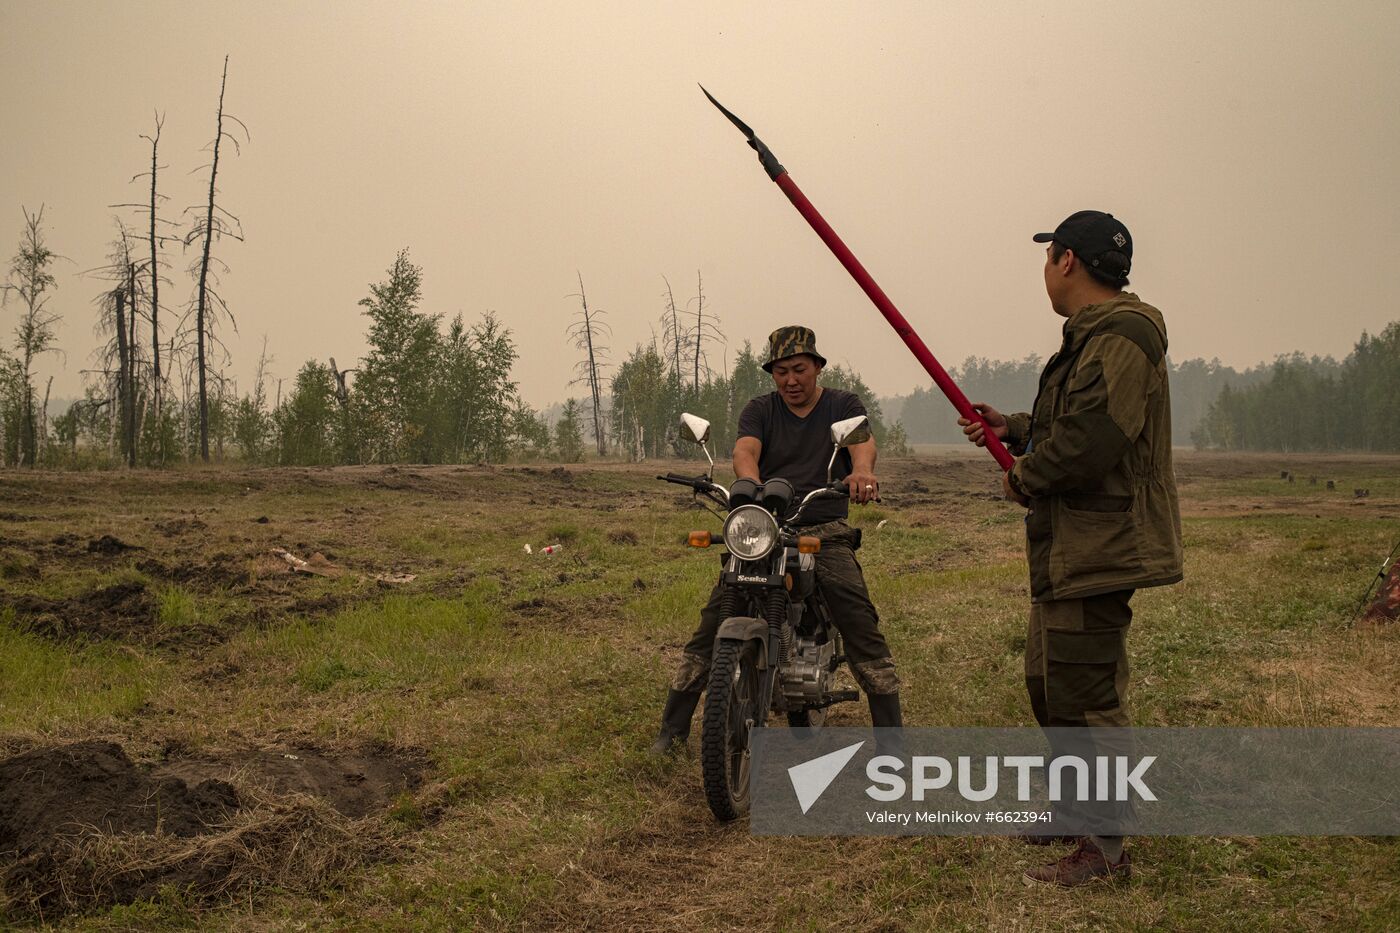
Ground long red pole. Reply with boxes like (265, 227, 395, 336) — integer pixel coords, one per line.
(773, 174, 1014, 470)
(702, 86, 1014, 471)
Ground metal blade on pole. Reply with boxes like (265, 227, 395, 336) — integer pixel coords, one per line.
(700, 85, 1015, 472)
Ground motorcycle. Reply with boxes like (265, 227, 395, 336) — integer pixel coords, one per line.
(658, 411, 873, 821)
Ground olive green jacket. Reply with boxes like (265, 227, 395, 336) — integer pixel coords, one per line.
(1003, 293, 1184, 602)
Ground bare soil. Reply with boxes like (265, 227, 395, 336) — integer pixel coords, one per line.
(2, 452, 1397, 925)
(0, 738, 425, 915)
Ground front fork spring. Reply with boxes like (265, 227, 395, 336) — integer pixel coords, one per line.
(765, 589, 791, 666)
(719, 586, 740, 621)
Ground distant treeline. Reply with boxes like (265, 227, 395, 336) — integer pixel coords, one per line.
(882, 355, 1270, 446)
(4, 241, 904, 469)
(1190, 321, 1400, 452)
(4, 250, 552, 469)
(881, 320, 1400, 452)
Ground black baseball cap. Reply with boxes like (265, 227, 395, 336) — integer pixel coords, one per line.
(1033, 210, 1132, 281)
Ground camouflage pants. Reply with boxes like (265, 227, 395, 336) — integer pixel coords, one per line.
(672, 519, 899, 696)
(1024, 590, 1133, 728)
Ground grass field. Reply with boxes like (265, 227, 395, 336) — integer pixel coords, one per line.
(2, 451, 1398, 930)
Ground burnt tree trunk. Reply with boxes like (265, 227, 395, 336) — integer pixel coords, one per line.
(664, 276, 683, 387)
(39, 376, 52, 466)
(577, 276, 605, 456)
(195, 57, 229, 462)
(147, 114, 164, 462)
(693, 270, 705, 391)
(114, 289, 131, 466)
(126, 260, 139, 466)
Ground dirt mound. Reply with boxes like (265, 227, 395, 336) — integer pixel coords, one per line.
(504, 592, 623, 633)
(156, 744, 428, 819)
(152, 516, 208, 536)
(1, 741, 242, 914)
(4, 581, 161, 643)
(136, 552, 252, 589)
(0, 742, 239, 854)
(0, 741, 421, 917)
(87, 535, 140, 555)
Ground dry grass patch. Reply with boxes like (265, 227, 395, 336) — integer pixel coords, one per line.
(2, 776, 396, 922)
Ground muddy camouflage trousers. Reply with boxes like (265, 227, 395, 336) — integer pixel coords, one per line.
(672, 519, 900, 697)
(1025, 590, 1133, 728)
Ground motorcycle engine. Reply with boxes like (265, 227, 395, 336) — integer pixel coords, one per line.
(780, 635, 835, 707)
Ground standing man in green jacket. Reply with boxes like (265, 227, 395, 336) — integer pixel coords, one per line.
(960, 210, 1183, 886)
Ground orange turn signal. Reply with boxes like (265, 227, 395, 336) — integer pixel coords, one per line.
(688, 531, 712, 548)
(797, 536, 821, 554)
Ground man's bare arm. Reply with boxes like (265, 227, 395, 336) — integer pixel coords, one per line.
(846, 438, 879, 504)
(733, 436, 762, 482)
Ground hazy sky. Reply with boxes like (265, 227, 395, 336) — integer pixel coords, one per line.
(3, 1, 1398, 410)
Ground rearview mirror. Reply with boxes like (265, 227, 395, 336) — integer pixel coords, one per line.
(830, 415, 871, 448)
(827, 415, 872, 483)
(678, 412, 715, 479)
(679, 413, 711, 445)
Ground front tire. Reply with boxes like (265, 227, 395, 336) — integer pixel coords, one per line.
(701, 638, 762, 821)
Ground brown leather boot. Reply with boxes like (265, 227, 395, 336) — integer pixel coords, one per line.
(1022, 838, 1131, 886)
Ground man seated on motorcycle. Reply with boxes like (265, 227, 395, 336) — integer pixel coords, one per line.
(651, 325, 903, 753)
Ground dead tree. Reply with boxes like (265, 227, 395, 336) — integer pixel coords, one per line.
(39, 376, 52, 465)
(113, 286, 131, 464)
(137, 113, 175, 461)
(689, 270, 724, 390)
(185, 56, 247, 462)
(145, 115, 164, 440)
(89, 225, 147, 467)
(112, 113, 178, 463)
(566, 272, 610, 456)
(125, 260, 140, 464)
(660, 275, 686, 389)
(328, 356, 355, 408)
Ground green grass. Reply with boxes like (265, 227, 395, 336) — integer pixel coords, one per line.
(156, 586, 200, 629)
(1, 455, 1398, 929)
(0, 619, 155, 731)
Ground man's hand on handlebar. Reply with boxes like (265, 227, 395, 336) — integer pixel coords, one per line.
(845, 469, 880, 505)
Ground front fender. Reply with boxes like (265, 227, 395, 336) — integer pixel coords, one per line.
(715, 616, 769, 669)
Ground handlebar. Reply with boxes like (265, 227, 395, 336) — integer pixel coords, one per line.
(658, 472, 708, 489)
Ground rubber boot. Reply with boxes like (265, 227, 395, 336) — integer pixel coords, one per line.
(868, 692, 903, 728)
(868, 692, 904, 757)
(649, 689, 702, 754)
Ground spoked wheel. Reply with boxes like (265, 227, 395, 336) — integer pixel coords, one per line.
(701, 638, 763, 821)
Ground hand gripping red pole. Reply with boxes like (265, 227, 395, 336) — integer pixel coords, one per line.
(701, 86, 1014, 471)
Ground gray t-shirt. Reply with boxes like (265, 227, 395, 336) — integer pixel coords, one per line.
(736, 387, 867, 525)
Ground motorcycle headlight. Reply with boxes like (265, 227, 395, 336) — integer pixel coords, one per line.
(723, 504, 780, 561)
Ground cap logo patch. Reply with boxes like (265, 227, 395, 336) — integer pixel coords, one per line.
(1112, 232, 1127, 248)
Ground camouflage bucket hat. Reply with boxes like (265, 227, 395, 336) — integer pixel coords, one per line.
(762, 325, 828, 372)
